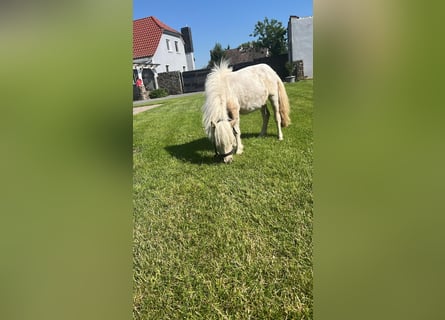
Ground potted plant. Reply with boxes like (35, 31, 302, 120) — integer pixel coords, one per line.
(285, 61, 296, 83)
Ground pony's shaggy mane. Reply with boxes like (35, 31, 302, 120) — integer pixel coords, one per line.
(202, 60, 233, 139)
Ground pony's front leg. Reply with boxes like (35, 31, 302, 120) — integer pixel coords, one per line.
(228, 102, 244, 154)
(259, 104, 270, 137)
(234, 121, 244, 154)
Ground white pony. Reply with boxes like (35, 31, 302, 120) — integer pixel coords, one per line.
(202, 60, 291, 163)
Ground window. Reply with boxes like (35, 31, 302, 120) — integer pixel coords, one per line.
(174, 41, 179, 53)
(165, 65, 169, 72)
(166, 39, 171, 51)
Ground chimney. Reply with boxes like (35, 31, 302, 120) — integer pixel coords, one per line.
(181, 27, 194, 53)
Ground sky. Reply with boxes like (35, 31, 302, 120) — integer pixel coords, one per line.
(133, 0, 313, 69)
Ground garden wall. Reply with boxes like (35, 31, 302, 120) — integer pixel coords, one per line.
(157, 71, 183, 95)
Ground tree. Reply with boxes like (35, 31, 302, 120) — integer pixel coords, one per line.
(250, 17, 287, 56)
(208, 43, 226, 68)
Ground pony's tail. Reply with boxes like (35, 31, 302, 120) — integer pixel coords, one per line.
(278, 80, 291, 127)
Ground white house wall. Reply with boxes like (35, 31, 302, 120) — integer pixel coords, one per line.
(153, 33, 189, 73)
(289, 16, 313, 78)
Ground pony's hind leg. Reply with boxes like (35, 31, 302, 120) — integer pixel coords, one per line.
(259, 104, 270, 137)
(270, 95, 283, 140)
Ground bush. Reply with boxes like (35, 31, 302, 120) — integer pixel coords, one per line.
(149, 88, 168, 99)
(285, 61, 295, 76)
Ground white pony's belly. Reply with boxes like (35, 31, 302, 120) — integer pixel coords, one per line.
(230, 71, 270, 113)
(236, 89, 268, 114)
(239, 104, 261, 114)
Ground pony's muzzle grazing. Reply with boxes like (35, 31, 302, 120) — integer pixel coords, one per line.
(214, 146, 236, 163)
(223, 155, 233, 164)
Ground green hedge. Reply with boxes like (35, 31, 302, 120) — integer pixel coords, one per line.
(149, 88, 168, 99)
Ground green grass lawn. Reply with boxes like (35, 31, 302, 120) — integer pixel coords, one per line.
(133, 80, 313, 319)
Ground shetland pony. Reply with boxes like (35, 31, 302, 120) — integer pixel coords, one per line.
(202, 60, 291, 163)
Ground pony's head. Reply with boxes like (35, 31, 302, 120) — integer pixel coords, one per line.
(211, 119, 237, 163)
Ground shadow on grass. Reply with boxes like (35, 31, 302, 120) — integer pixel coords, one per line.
(165, 133, 275, 165)
(165, 138, 215, 165)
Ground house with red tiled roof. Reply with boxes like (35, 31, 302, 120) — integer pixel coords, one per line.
(133, 16, 195, 91)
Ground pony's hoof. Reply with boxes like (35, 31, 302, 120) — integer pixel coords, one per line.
(236, 147, 244, 155)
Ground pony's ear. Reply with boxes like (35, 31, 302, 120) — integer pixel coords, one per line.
(211, 121, 216, 128)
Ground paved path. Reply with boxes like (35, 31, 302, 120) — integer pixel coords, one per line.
(133, 104, 162, 115)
